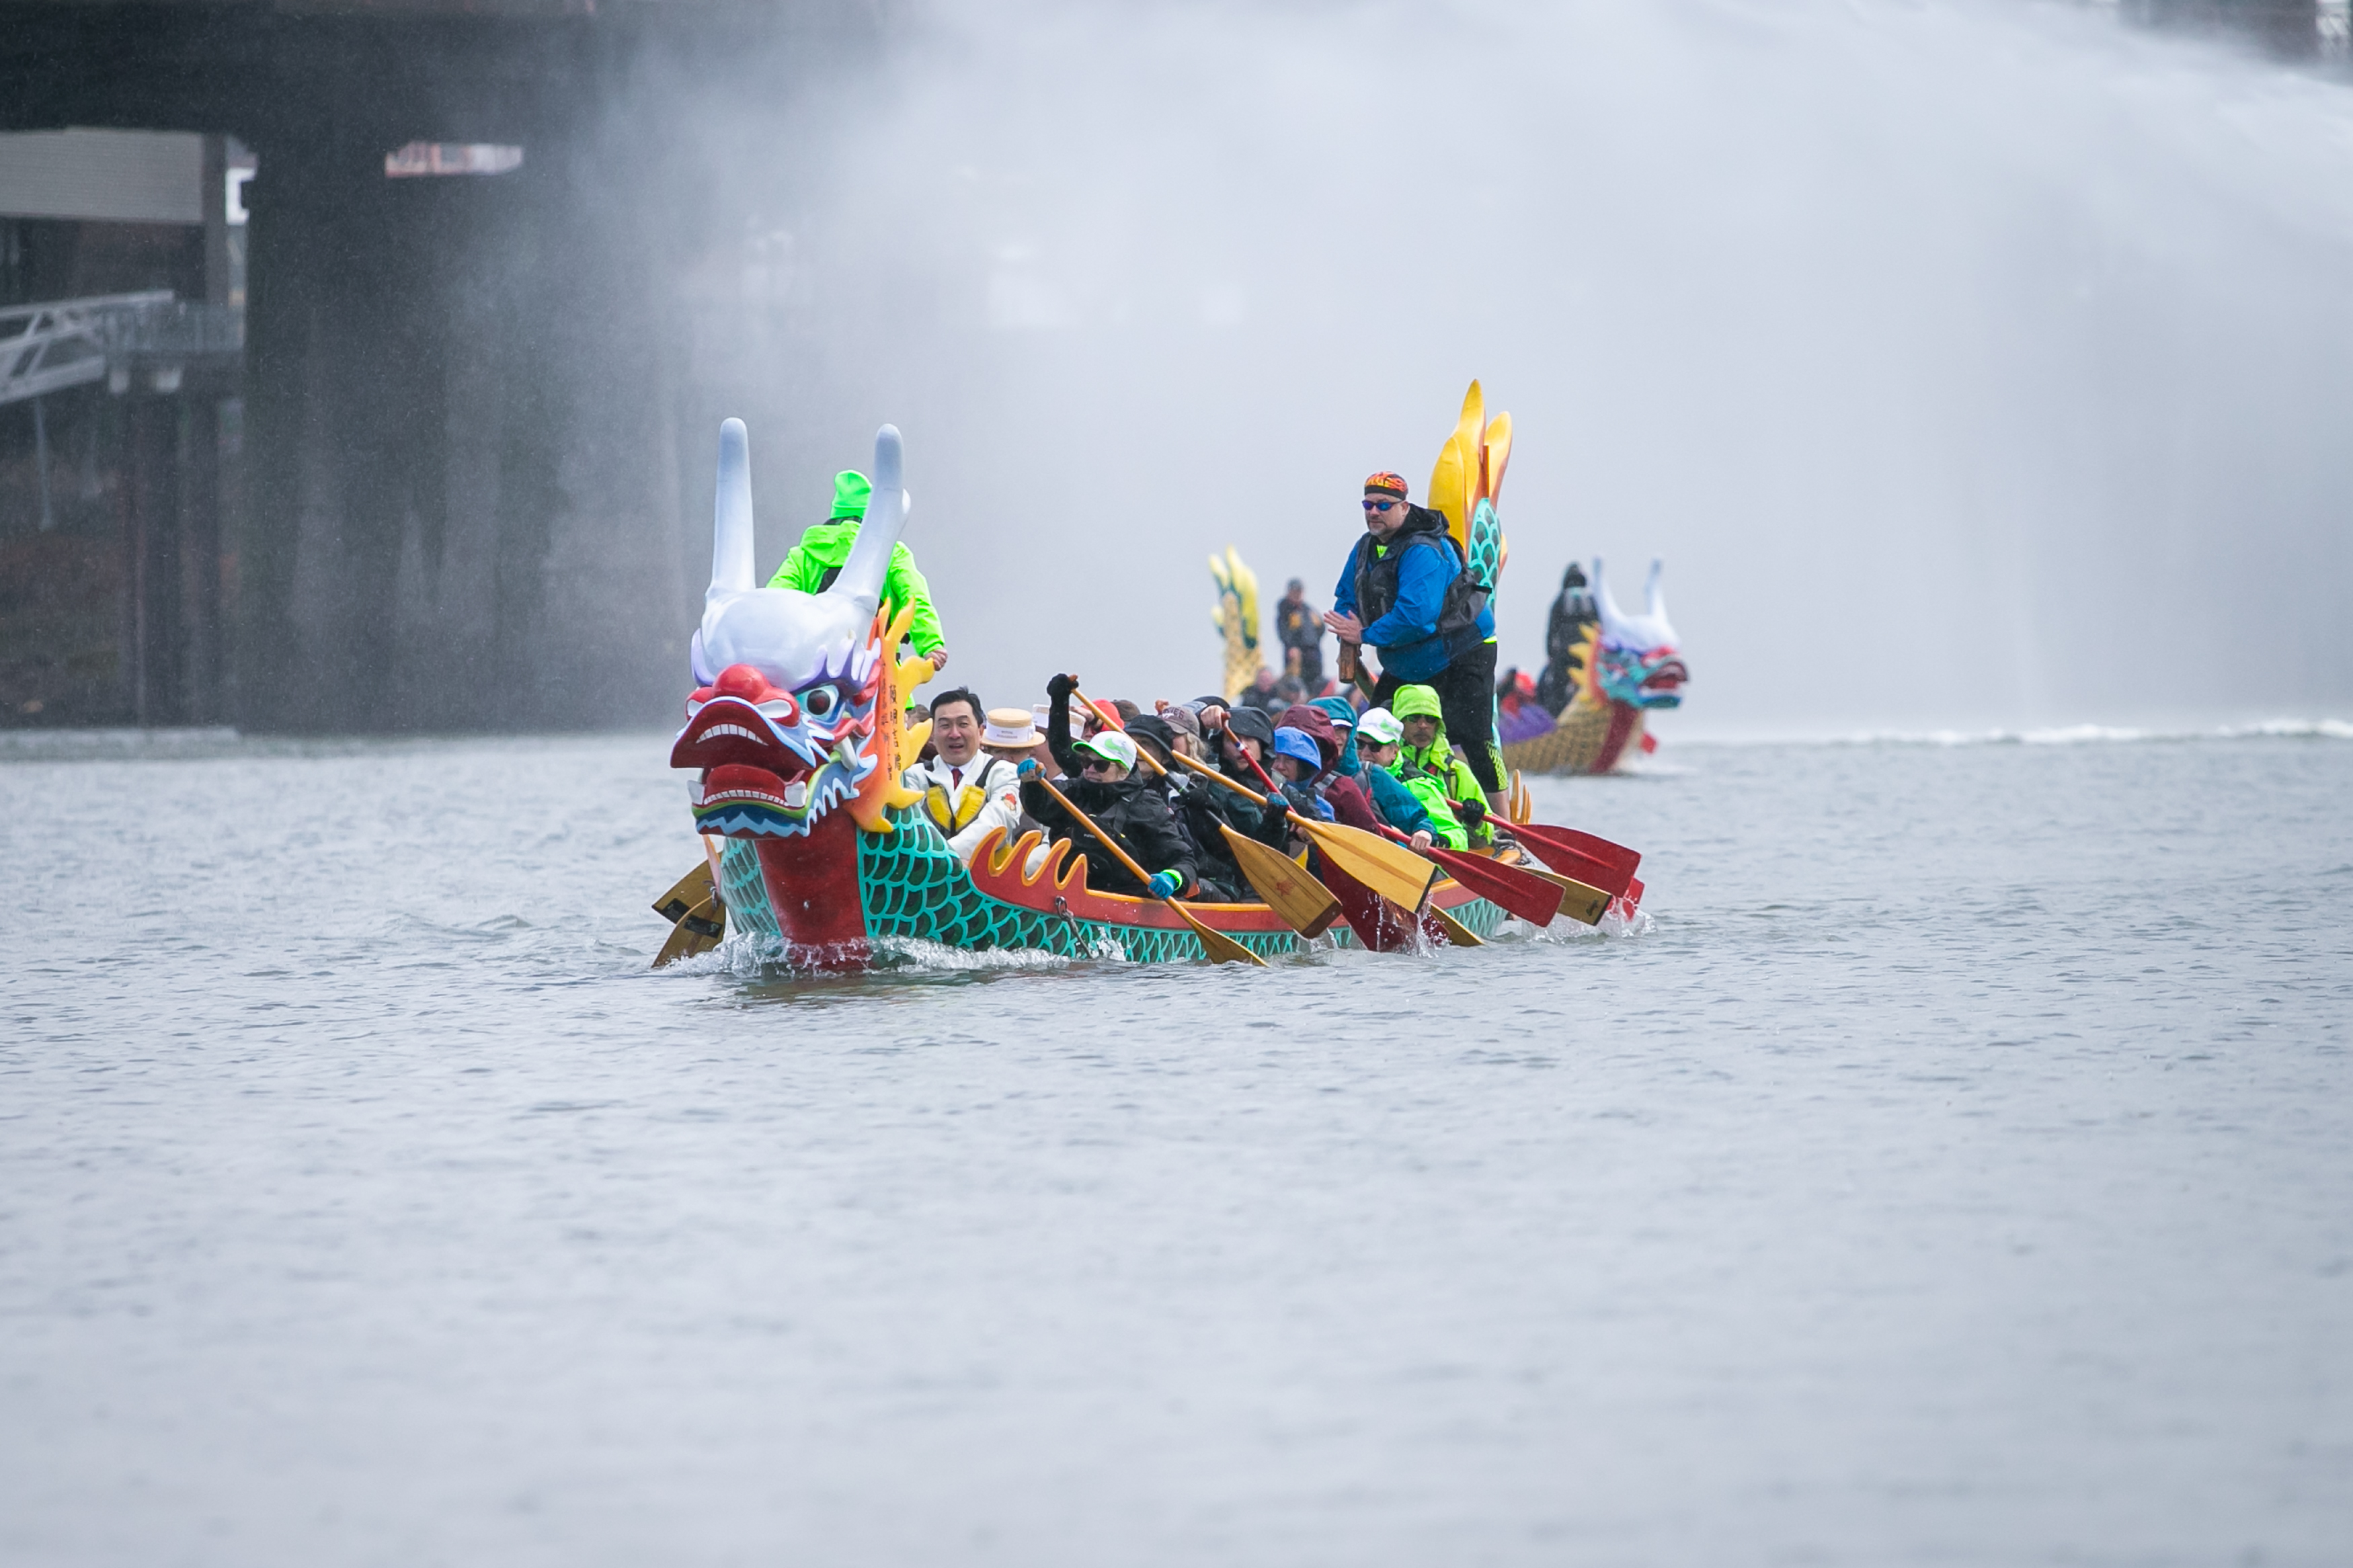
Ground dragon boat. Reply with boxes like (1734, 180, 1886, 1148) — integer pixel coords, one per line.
(1500, 558, 1689, 776)
(654, 420, 1517, 971)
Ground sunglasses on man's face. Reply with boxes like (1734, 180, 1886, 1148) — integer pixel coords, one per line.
(1082, 755, 1119, 771)
(1361, 498, 1401, 513)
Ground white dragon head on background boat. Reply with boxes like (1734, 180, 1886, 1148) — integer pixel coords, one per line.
(669, 420, 929, 843)
(1502, 555, 1691, 776)
(1590, 558, 1689, 711)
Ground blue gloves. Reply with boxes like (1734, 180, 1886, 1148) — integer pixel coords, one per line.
(1147, 870, 1182, 900)
(1016, 757, 1041, 780)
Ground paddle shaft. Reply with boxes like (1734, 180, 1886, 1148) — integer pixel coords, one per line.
(1031, 774, 1156, 887)
(1033, 766, 1265, 966)
(1166, 749, 1357, 844)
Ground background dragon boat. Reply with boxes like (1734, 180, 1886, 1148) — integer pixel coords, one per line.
(653, 421, 1514, 970)
(1501, 557, 1690, 776)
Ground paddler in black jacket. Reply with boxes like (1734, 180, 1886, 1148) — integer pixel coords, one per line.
(1126, 712, 1253, 902)
(1021, 685, 1197, 899)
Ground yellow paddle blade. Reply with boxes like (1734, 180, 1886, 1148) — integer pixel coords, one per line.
(1298, 818, 1441, 911)
(1220, 824, 1343, 938)
(651, 861, 715, 925)
(1173, 901, 1267, 966)
(1517, 865, 1610, 927)
(652, 893, 725, 967)
(1425, 903, 1484, 947)
(1482, 410, 1513, 507)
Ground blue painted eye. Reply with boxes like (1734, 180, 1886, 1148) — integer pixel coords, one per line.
(802, 685, 838, 719)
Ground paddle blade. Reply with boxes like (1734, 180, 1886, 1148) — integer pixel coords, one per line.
(1319, 856, 1423, 952)
(653, 894, 725, 966)
(1174, 902, 1267, 966)
(1510, 821, 1640, 897)
(1425, 903, 1484, 947)
(652, 861, 716, 924)
(1516, 865, 1611, 927)
(1298, 818, 1441, 911)
(1422, 842, 1565, 927)
(1221, 825, 1342, 938)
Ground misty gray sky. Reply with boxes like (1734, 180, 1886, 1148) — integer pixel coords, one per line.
(661, 0, 2353, 736)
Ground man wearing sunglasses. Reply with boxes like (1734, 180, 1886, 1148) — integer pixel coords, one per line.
(1321, 470, 1506, 812)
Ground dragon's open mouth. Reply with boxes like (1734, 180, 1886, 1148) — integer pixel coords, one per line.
(1638, 657, 1689, 708)
(670, 695, 815, 779)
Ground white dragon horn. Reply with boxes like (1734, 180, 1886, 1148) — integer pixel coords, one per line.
(1593, 556, 1634, 644)
(828, 423, 909, 616)
(1644, 558, 1667, 624)
(707, 417, 755, 602)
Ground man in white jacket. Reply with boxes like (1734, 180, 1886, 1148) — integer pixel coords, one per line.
(903, 687, 1024, 863)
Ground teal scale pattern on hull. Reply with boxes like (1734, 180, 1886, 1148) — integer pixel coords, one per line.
(716, 807, 1504, 963)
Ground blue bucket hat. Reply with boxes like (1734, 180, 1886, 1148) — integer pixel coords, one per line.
(1270, 726, 1324, 771)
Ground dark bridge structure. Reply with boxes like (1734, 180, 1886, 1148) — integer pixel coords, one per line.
(1, 0, 866, 732)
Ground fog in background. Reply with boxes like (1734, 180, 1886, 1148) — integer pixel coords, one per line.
(641, 0, 2353, 737)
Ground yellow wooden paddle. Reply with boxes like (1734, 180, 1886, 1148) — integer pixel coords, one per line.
(1510, 862, 1611, 927)
(652, 860, 715, 925)
(651, 893, 725, 966)
(1218, 823, 1343, 938)
(1031, 774, 1266, 967)
(1423, 901, 1484, 947)
(650, 860, 726, 967)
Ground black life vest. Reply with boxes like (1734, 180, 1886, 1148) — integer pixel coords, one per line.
(1350, 506, 1488, 657)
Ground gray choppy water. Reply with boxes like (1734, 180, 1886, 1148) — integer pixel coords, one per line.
(3, 731, 2348, 1566)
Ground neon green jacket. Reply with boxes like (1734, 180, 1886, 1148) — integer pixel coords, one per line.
(1399, 738, 1490, 845)
(1388, 766, 1469, 850)
(766, 521, 946, 656)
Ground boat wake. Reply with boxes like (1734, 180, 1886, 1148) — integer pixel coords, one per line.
(659, 932, 1101, 979)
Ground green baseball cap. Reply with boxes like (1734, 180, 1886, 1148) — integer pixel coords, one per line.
(1072, 731, 1138, 771)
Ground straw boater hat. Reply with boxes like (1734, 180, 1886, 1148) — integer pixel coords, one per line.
(981, 708, 1041, 751)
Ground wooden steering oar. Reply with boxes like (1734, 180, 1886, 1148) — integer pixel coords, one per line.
(1071, 688, 1343, 938)
(1029, 772, 1265, 967)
